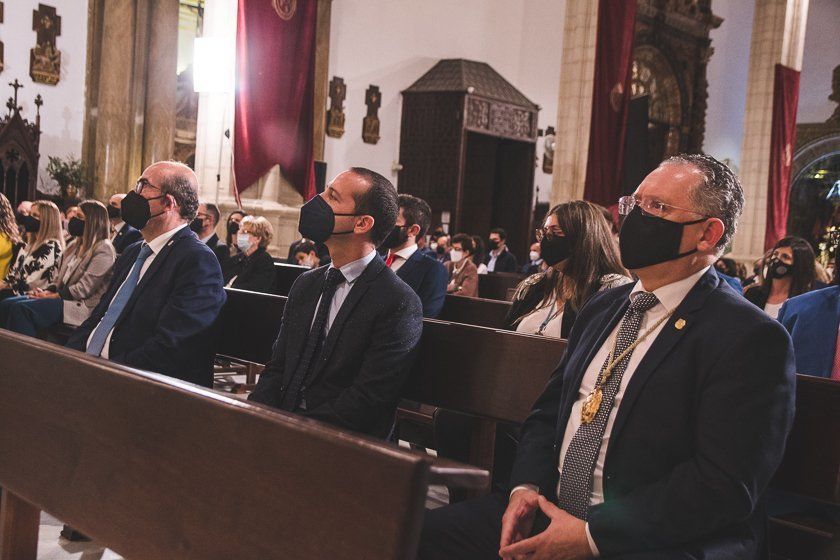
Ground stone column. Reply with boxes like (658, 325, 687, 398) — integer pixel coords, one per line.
(731, 0, 809, 261)
(550, 1, 599, 205)
(142, 0, 179, 167)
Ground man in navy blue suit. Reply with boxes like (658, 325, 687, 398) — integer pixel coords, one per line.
(107, 193, 143, 255)
(68, 161, 226, 388)
(419, 154, 795, 559)
(778, 260, 840, 378)
(380, 194, 448, 318)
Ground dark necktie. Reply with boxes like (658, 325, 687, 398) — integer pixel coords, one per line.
(556, 291, 660, 520)
(279, 267, 346, 411)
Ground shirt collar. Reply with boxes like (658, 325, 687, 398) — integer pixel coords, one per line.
(393, 243, 418, 260)
(199, 232, 215, 244)
(146, 223, 188, 255)
(329, 249, 378, 285)
(630, 265, 711, 313)
(113, 221, 126, 233)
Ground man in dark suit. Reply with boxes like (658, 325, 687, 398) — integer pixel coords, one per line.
(107, 193, 143, 255)
(485, 228, 518, 272)
(191, 202, 229, 265)
(380, 194, 447, 318)
(249, 168, 423, 438)
(67, 161, 226, 388)
(419, 154, 795, 559)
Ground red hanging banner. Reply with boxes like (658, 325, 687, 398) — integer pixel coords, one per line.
(233, 0, 317, 202)
(765, 63, 800, 251)
(582, 0, 638, 208)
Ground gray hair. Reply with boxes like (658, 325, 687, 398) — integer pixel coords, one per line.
(662, 153, 744, 251)
(158, 161, 199, 221)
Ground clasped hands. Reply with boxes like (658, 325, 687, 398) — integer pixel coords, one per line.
(499, 489, 593, 560)
(27, 288, 59, 299)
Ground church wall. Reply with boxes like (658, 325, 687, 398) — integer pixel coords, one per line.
(1, 0, 88, 195)
(324, 0, 565, 205)
(797, 0, 840, 124)
(704, 0, 756, 170)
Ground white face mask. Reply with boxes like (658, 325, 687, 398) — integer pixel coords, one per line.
(430, 242, 438, 251)
(529, 251, 540, 262)
(450, 250, 463, 263)
(236, 233, 252, 251)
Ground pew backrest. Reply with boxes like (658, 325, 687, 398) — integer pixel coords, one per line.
(403, 320, 567, 424)
(437, 295, 512, 329)
(0, 330, 487, 559)
(772, 375, 840, 504)
(272, 262, 309, 296)
(478, 272, 523, 301)
(216, 288, 287, 365)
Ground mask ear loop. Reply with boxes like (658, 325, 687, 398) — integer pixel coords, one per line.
(673, 216, 711, 261)
(332, 213, 371, 236)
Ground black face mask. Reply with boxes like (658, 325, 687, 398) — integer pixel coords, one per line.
(298, 195, 358, 243)
(189, 217, 205, 234)
(619, 206, 706, 270)
(540, 234, 571, 267)
(227, 221, 240, 236)
(488, 239, 500, 250)
(20, 215, 41, 233)
(121, 190, 166, 231)
(67, 217, 85, 237)
(766, 258, 791, 279)
(14, 211, 25, 225)
(107, 204, 121, 220)
(436, 245, 446, 255)
(380, 224, 409, 250)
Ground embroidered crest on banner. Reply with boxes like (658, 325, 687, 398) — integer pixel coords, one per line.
(272, 0, 296, 20)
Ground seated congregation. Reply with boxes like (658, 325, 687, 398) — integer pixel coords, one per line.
(0, 154, 838, 559)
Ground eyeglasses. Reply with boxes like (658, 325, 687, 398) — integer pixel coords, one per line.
(618, 195, 708, 219)
(534, 226, 564, 242)
(135, 178, 163, 195)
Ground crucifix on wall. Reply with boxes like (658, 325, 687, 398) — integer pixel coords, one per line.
(0, 2, 5, 75)
(326, 76, 346, 138)
(30, 3, 62, 85)
(362, 84, 381, 145)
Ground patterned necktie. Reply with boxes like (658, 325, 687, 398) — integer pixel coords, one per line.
(557, 291, 660, 520)
(831, 327, 840, 380)
(86, 244, 154, 357)
(279, 267, 346, 411)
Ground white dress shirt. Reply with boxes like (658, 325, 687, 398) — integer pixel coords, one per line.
(313, 249, 378, 337)
(514, 266, 710, 556)
(86, 224, 188, 358)
(388, 243, 418, 272)
(111, 221, 126, 238)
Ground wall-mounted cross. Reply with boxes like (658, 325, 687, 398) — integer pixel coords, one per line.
(9, 78, 22, 106)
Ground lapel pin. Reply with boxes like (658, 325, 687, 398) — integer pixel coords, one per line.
(675, 318, 686, 330)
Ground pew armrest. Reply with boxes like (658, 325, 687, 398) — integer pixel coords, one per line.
(428, 458, 490, 490)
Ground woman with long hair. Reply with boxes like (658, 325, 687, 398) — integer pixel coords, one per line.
(0, 193, 22, 280)
(0, 200, 64, 300)
(505, 200, 630, 337)
(0, 200, 115, 335)
(745, 236, 817, 318)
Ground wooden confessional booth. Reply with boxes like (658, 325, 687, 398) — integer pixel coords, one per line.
(0, 89, 41, 209)
(397, 59, 539, 260)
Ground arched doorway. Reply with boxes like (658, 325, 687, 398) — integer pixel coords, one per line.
(788, 134, 840, 264)
(631, 45, 684, 165)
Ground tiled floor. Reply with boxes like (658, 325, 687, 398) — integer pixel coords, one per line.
(38, 513, 123, 560)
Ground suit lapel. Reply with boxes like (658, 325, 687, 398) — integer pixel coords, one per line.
(608, 269, 719, 446)
(396, 250, 421, 279)
(309, 257, 384, 381)
(284, 267, 328, 381)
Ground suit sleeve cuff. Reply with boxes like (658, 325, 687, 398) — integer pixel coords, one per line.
(509, 484, 539, 499)
(585, 522, 600, 557)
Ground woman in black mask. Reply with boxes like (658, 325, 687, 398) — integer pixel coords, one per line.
(744, 236, 817, 318)
(504, 201, 629, 337)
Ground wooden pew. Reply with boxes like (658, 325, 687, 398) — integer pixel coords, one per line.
(768, 375, 840, 559)
(214, 288, 287, 390)
(477, 272, 523, 301)
(0, 330, 488, 560)
(272, 262, 309, 296)
(437, 294, 512, 329)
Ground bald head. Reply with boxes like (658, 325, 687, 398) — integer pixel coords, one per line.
(141, 161, 200, 222)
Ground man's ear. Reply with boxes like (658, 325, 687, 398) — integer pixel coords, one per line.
(697, 218, 725, 252)
(407, 224, 421, 238)
(355, 215, 375, 235)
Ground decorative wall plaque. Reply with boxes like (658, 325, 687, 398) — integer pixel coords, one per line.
(30, 4, 62, 85)
(326, 76, 346, 138)
(0, 2, 5, 75)
(362, 84, 381, 144)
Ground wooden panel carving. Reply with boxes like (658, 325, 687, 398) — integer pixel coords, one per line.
(326, 76, 346, 138)
(30, 3, 62, 86)
(363, 84, 381, 144)
(465, 97, 536, 142)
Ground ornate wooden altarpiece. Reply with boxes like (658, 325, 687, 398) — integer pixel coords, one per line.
(398, 59, 539, 260)
(631, 0, 722, 164)
(0, 80, 42, 208)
